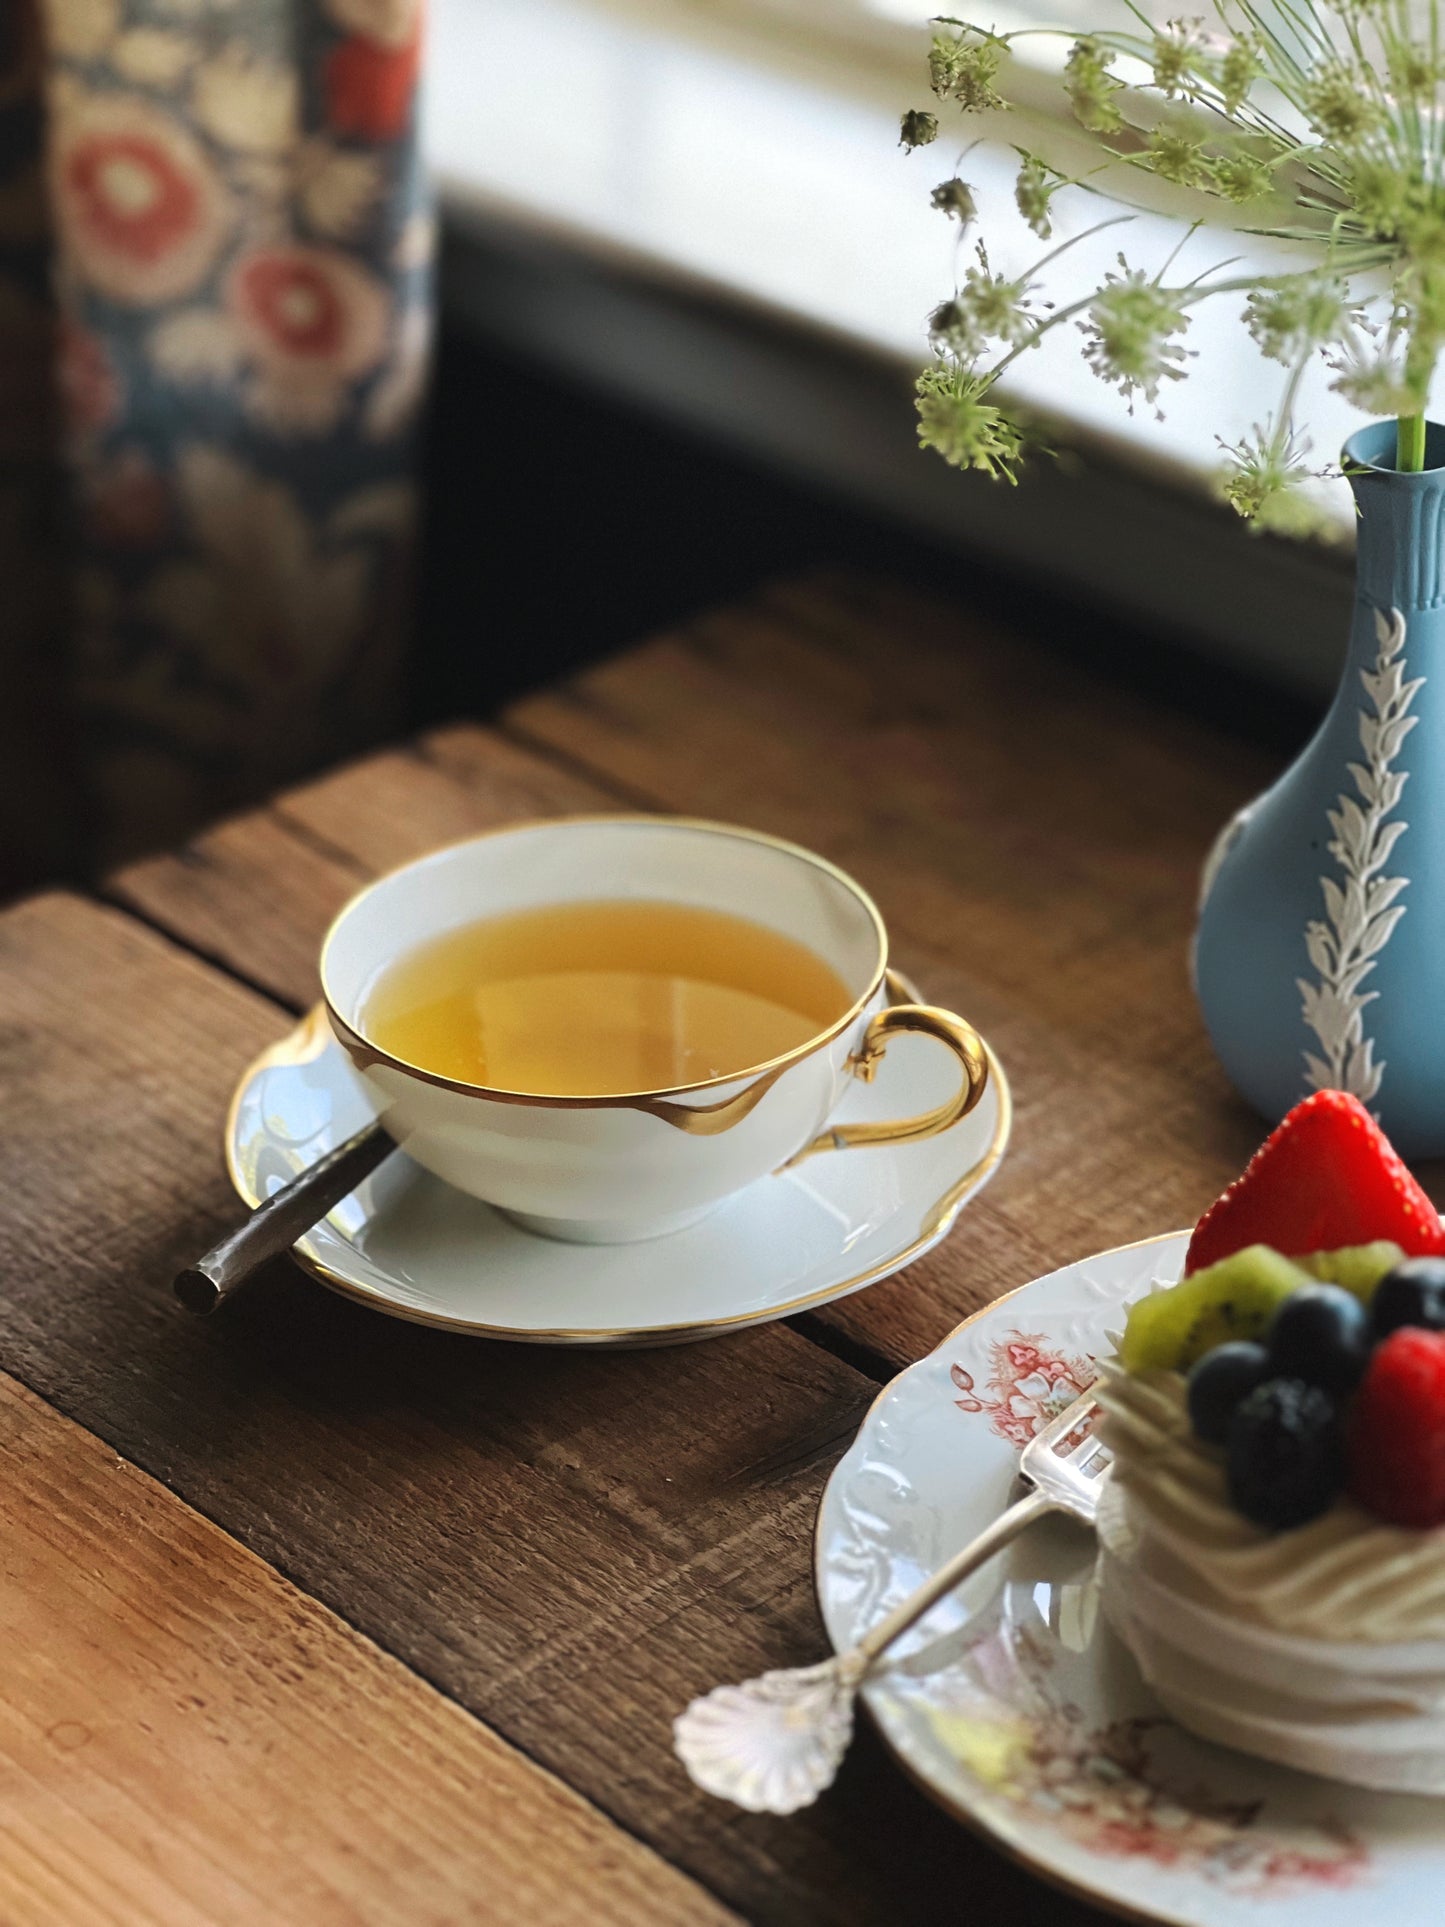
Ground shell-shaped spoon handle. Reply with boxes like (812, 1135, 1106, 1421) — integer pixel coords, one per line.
(673, 1654, 866, 1814)
(675, 1486, 1054, 1813)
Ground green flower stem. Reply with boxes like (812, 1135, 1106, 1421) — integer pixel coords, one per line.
(914, 8, 1445, 523)
(1398, 413, 1427, 473)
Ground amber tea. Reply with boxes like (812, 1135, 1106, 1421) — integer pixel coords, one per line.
(361, 899, 854, 1096)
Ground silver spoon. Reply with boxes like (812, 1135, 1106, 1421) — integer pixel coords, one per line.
(673, 1389, 1111, 1814)
(175, 1121, 393, 1314)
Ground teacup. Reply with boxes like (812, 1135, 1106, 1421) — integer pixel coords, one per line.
(321, 817, 989, 1242)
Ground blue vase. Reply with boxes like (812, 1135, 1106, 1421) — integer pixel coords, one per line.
(1195, 419, 1445, 1157)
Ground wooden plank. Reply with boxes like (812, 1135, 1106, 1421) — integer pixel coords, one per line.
(0, 893, 1108, 1924)
(502, 572, 1300, 1364)
(109, 727, 619, 1012)
(0, 1371, 733, 1927)
(112, 572, 1297, 1370)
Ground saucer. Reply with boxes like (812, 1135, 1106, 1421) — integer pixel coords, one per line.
(816, 1234, 1445, 1925)
(224, 990, 1010, 1346)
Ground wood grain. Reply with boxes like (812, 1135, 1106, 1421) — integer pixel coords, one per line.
(0, 1371, 734, 1927)
(111, 572, 1304, 1367)
(81, 567, 1309, 1914)
(110, 726, 618, 1011)
(502, 572, 1317, 1363)
(0, 892, 1111, 1924)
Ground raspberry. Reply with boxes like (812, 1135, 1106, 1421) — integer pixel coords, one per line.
(1186, 1090, 1445, 1276)
(1348, 1328, 1445, 1528)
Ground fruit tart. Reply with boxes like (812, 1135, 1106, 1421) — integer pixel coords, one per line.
(1095, 1090, 1445, 1795)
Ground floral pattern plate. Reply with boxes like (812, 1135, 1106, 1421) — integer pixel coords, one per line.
(814, 1233, 1445, 1926)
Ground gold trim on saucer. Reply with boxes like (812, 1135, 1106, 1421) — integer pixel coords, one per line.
(318, 815, 891, 1111)
(223, 1001, 1013, 1346)
(221, 1001, 334, 1195)
(810, 1229, 1190, 1927)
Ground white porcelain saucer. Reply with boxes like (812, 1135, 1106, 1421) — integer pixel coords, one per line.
(224, 989, 1010, 1346)
(816, 1234, 1445, 1926)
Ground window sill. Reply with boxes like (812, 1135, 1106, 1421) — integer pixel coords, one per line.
(424, 0, 1355, 697)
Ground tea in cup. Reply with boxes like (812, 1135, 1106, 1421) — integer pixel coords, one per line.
(322, 817, 988, 1242)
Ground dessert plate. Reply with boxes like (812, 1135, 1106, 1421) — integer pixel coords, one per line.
(224, 992, 1010, 1346)
(815, 1234, 1445, 1926)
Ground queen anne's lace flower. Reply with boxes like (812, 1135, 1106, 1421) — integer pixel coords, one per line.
(1217, 422, 1313, 522)
(1246, 278, 1354, 365)
(1014, 154, 1060, 238)
(927, 299, 970, 352)
(1219, 36, 1258, 114)
(1146, 127, 1207, 186)
(1329, 334, 1421, 415)
(1064, 38, 1123, 133)
(1080, 267, 1192, 410)
(1387, 44, 1441, 100)
(964, 256, 1037, 345)
(927, 31, 960, 97)
(915, 367, 1024, 480)
(1151, 22, 1202, 98)
(1303, 63, 1384, 143)
(898, 109, 938, 150)
(929, 31, 1007, 112)
(1349, 158, 1412, 239)
(1211, 150, 1273, 204)
(930, 177, 977, 223)
(906, 1, 1445, 522)
(928, 255, 1038, 357)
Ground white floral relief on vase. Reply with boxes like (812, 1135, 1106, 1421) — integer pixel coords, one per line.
(1298, 607, 1420, 1103)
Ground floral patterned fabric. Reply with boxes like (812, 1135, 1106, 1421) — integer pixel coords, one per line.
(0, 0, 429, 877)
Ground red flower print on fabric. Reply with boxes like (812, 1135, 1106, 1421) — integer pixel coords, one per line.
(52, 96, 230, 305)
(228, 244, 387, 377)
(952, 1331, 1097, 1445)
(216, 243, 390, 430)
(325, 30, 422, 142)
(234, 253, 347, 360)
(66, 132, 198, 265)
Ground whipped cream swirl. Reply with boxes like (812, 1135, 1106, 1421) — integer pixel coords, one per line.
(1095, 1363, 1445, 1796)
(1097, 1364, 1445, 1643)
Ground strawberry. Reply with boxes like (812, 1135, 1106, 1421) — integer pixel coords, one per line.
(1348, 1328, 1445, 1528)
(1186, 1090, 1445, 1276)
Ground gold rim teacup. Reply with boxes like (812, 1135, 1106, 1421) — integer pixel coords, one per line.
(321, 817, 989, 1243)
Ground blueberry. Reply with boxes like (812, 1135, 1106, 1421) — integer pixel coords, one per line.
(1226, 1378, 1345, 1530)
(1264, 1284, 1370, 1394)
(1371, 1258, 1445, 1340)
(1186, 1341, 1272, 1446)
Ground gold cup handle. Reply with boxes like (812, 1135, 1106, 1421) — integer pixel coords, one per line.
(787, 1004, 990, 1165)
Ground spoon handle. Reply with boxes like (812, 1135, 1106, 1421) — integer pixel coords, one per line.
(854, 1485, 1053, 1664)
(674, 1485, 1059, 1814)
(175, 1121, 393, 1315)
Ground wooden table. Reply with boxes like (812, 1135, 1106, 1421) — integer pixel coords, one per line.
(1, 574, 1290, 1924)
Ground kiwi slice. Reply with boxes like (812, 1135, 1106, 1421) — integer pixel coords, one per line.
(1294, 1242, 1404, 1304)
(1121, 1245, 1311, 1374)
